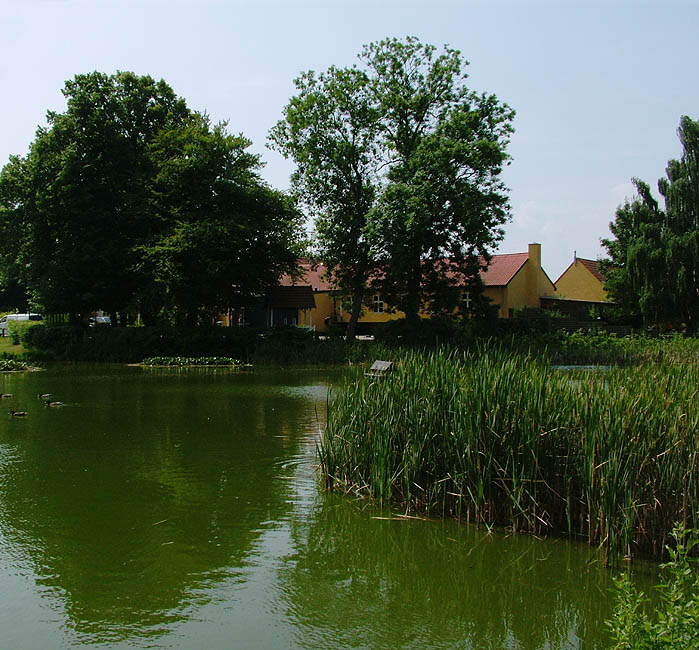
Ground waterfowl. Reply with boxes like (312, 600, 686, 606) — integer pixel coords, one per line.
(45, 400, 63, 407)
(38, 393, 51, 399)
(10, 410, 27, 417)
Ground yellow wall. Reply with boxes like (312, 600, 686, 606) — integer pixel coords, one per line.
(332, 293, 404, 330)
(298, 291, 404, 332)
(483, 287, 506, 318)
(483, 245, 556, 318)
(555, 261, 608, 302)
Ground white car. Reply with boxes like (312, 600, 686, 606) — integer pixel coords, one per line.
(0, 313, 43, 336)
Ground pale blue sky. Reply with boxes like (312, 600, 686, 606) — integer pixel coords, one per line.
(2, 0, 697, 279)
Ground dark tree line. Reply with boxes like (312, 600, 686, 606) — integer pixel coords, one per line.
(0, 71, 302, 326)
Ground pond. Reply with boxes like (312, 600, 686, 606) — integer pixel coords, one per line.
(0, 365, 658, 649)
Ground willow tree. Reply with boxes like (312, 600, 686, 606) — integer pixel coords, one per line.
(601, 116, 699, 332)
(657, 116, 699, 331)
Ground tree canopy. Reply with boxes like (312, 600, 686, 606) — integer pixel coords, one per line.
(271, 37, 515, 334)
(0, 71, 302, 325)
(269, 66, 379, 338)
(601, 116, 699, 332)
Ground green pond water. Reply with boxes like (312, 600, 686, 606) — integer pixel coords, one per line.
(0, 365, 658, 649)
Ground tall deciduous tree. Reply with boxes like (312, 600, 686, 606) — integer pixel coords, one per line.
(601, 116, 698, 332)
(0, 71, 303, 325)
(271, 37, 514, 334)
(142, 114, 302, 326)
(364, 37, 514, 327)
(269, 66, 380, 339)
(0, 71, 190, 321)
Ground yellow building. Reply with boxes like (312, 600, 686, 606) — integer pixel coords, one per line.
(278, 243, 556, 332)
(480, 243, 556, 318)
(553, 255, 609, 302)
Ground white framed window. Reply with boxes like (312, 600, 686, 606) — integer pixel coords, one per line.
(462, 291, 472, 311)
(372, 294, 384, 313)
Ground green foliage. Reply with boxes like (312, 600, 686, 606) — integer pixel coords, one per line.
(0, 72, 302, 325)
(373, 317, 463, 346)
(0, 72, 190, 317)
(0, 356, 30, 371)
(0, 273, 29, 313)
(272, 37, 515, 335)
(320, 346, 699, 563)
(18, 322, 386, 366)
(142, 114, 302, 326)
(364, 37, 514, 327)
(270, 66, 379, 338)
(608, 526, 699, 649)
(141, 356, 243, 367)
(601, 116, 699, 332)
(253, 326, 349, 364)
(21, 324, 260, 363)
(7, 319, 38, 345)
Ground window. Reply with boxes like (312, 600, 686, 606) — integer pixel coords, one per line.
(372, 294, 384, 313)
(462, 291, 472, 311)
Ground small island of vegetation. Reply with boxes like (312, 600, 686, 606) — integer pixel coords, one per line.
(320, 340, 698, 565)
(0, 356, 32, 372)
(140, 356, 246, 367)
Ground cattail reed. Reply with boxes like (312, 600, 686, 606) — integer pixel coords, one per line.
(318, 344, 698, 563)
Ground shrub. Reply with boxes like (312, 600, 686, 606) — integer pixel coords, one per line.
(7, 319, 38, 345)
(373, 317, 463, 346)
(21, 324, 261, 363)
(608, 526, 699, 649)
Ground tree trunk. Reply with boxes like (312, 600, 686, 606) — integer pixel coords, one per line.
(404, 260, 422, 338)
(139, 309, 157, 327)
(346, 287, 365, 340)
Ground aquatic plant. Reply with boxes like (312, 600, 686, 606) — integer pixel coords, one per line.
(0, 357, 31, 371)
(319, 345, 699, 562)
(608, 526, 699, 649)
(140, 356, 244, 367)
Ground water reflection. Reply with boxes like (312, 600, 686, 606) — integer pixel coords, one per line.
(0, 366, 332, 646)
(280, 493, 629, 649)
(0, 366, 658, 649)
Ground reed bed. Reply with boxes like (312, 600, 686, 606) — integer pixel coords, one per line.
(319, 346, 698, 563)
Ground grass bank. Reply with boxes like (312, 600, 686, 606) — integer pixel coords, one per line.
(319, 345, 698, 563)
(0, 336, 24, 357)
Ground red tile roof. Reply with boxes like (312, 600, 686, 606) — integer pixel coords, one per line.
(554, 258, 605, 285)
(279, 252, 532, 291)
(578, 258, 604, 283)
(279, 260, 334, 291)
(479, 253, 529, 287)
